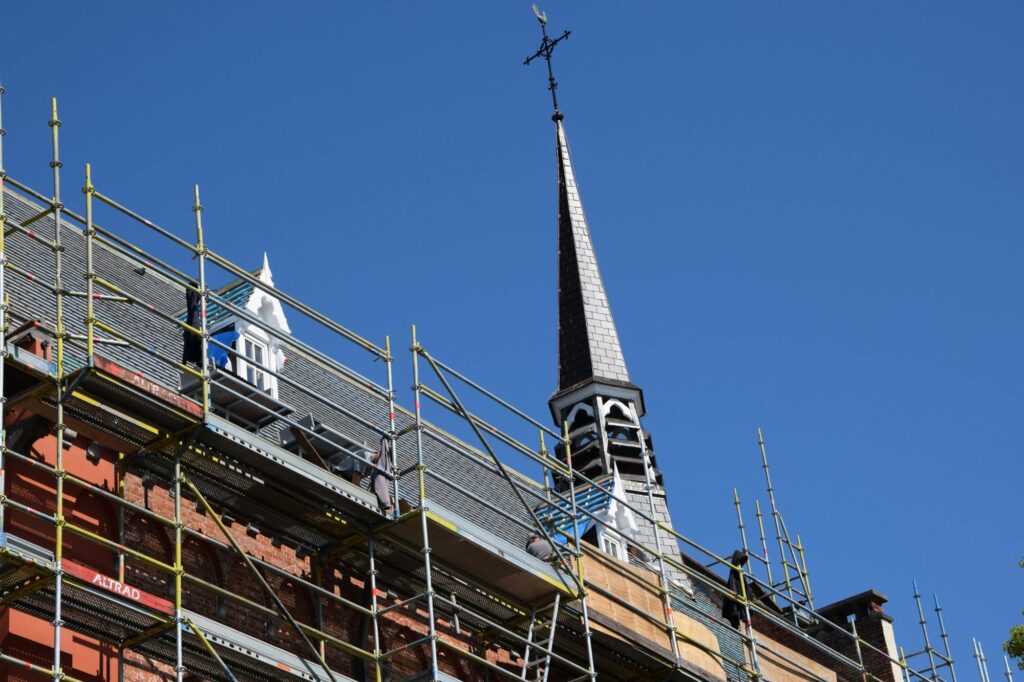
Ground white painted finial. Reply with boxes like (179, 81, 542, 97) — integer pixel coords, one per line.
(259, 252, 274, 285)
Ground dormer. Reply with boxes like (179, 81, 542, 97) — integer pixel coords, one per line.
(590, 464, 639, 562)
(182, 254, 295, 430)
(533, 465, 640, 564)
(206, 253, 290, 400)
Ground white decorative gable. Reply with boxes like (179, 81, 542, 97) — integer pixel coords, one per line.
(227, 254, 289, 399)
(594, 465, 639, 562)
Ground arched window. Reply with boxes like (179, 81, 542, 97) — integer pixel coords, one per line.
(64, 489, 117, 573)
(122, 514, 173, 597)
(181, 537, 225, 617)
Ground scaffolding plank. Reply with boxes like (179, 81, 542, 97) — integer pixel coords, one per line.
(92, 354, 203, 419)
(197, 413, 383, 526)
(382, 506, 576, 605)
(184, 611, 358, 682)
(0, 535, 170, 642)
(0, 532, 352, 682)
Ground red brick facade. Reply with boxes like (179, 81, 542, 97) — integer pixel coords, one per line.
(0, 416, 524, 681)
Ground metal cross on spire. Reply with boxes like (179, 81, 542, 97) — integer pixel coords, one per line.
(523, 4, 571, 121)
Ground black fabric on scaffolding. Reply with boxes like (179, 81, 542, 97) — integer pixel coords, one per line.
(182, 287, 203, 365)
(722, 549, 749, 628)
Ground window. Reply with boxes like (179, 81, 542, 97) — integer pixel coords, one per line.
(601, 535, 622, 559)
(242, 337, 269, 391)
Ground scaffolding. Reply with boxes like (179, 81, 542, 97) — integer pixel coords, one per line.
(0, 90, 959, 682)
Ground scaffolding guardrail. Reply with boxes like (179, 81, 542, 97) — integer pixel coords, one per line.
(0, 88, 958, 682)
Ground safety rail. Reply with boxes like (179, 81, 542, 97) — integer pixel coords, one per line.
(0, 89, 954, 682)
(0, 94, 595, 682)
(410, 336, 951, 682)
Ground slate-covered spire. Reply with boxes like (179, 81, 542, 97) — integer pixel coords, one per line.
(529, 12, 687, 592)
(555, 120, 632, 392)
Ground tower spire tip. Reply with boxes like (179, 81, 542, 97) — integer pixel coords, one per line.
(524, 9, 571, 121)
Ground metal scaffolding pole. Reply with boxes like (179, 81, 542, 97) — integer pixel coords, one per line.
(385, 335, 400, 516)
(754, 499, 774, 592)
(49, 96, 67, 682)
(310, 556, 325, 660)
(174, 443, 185, 681)
(410, 324, 441, 680)
(193, 184, 210, 415)
(757, 428, 795, 612)
(83, 163, 95, 365)
(733, 490, 762, 681)
(934, 594, 958, 682)
(638, 422, 681, 670)
(368, 530, 383, 682)
(795, 533, 813, 609)
(850, 614, 870, 682)
(562, 421, 596, 681)
(1004, 656, 1014, 682)
(913, 581, 940, 681)
(974, 639, 992, 682)
(540, 432, 554, 503)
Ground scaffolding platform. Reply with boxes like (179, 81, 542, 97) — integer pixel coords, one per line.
(5, 350, 203, 453)
(0, 534, 171, 650)
(382, 506, 574, 605)
(0, 533, 356, 682)
(182, 367, 294, 429)
(401, 670, 461, 682)
(135, 610, 358, 682)
(128, 418, 378, 552)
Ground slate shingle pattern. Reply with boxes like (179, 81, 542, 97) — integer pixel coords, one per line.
(556, 121, 631, 391)
(2, 185, 745, 670)
(2, 187, 539, 553)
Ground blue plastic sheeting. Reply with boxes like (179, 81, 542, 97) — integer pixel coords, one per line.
(534, 475, 614, 537)
(209, 330, 240, 368)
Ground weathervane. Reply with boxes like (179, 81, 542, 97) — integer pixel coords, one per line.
(523, 4, 571, 121)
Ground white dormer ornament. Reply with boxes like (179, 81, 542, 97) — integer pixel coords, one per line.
(231, 253, 289, 399)
(594, 464, 639, 562)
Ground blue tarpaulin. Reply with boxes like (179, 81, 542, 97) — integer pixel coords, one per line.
(208, 330, 239, 368)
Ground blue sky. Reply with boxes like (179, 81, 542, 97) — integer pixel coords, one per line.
(2, 2, 1021, 676)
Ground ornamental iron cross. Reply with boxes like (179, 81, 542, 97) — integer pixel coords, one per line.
(523, 5, 571, 121)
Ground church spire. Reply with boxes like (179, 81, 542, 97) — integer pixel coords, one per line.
(524, 12, 687, 591)
(527, 10, 649, 485)
(524, 5, 634, 397)
(554, 121, 632, 392)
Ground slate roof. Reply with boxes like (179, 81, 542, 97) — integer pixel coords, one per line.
(205, 278, 255, 331)
(1, 184, 748, 670)
(1, 186, 542, 553)
(3, 190, 187, 380)
(555, 120, 632, 391)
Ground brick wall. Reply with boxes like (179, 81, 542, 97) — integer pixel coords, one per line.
(750, 591, 901, 682)
(1, 414, 526, 681)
